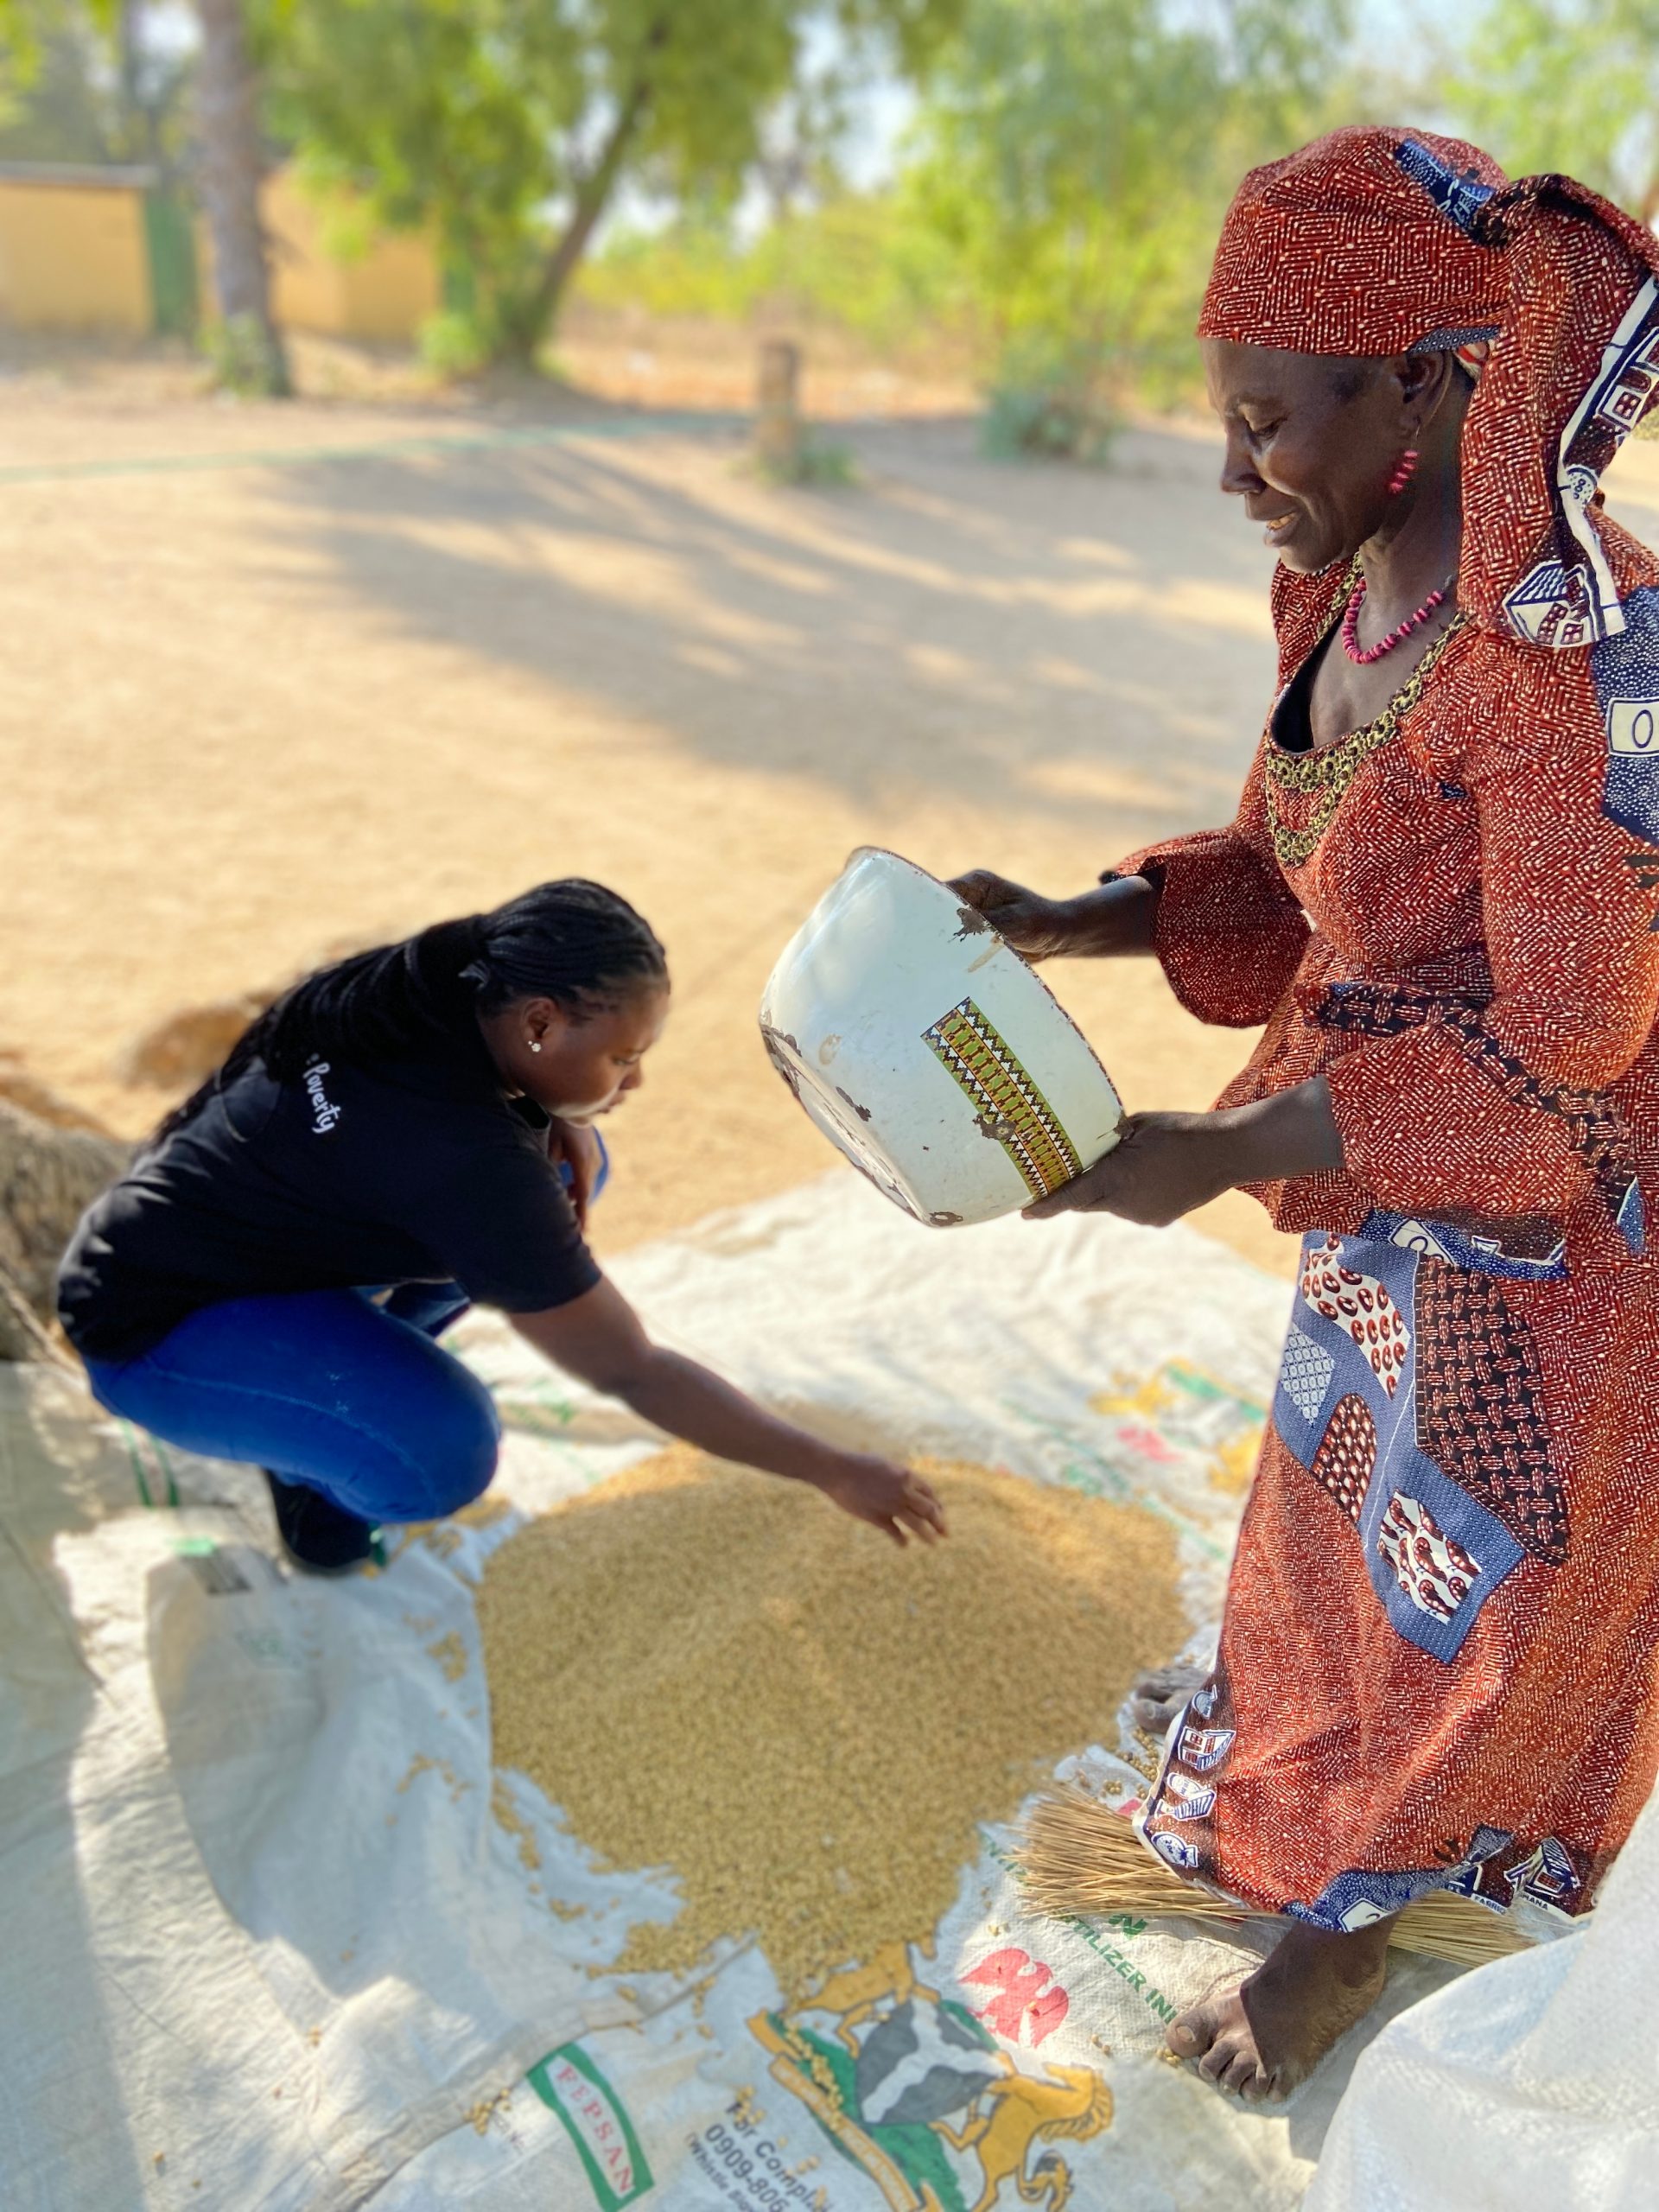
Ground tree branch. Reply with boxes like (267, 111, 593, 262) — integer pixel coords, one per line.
(518, 17, 670, 356)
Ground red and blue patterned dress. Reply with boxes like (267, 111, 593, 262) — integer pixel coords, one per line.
(1124, 513, 1659, 1929)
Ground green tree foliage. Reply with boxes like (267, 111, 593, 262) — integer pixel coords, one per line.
(0, 2, 99, 145)
(0, 4, 192, 173)
(1443, 0, 1659, 220)
(0, 21, 112, 161)
(900, 0, 1353, 435)
(579, 194, 964, 357)
(261, 0, 963, 367)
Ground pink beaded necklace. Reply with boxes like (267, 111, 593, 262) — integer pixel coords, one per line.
(1340, 569, 1456, 665)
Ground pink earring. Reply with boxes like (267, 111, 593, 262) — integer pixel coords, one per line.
(1387, 447, 1420, 496)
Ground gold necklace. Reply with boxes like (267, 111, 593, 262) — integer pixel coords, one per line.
(1264, 607, 1465, 869)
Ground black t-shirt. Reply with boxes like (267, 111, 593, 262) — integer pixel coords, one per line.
(57, 1039, 601, 1361)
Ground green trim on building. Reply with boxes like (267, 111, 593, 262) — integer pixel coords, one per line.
(142, 189, 199, 336)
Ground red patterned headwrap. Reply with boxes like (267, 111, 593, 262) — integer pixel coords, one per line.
(1198, 125, 1659, 649)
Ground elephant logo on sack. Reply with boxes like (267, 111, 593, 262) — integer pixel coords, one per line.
(749, 1941, 1112, 2211)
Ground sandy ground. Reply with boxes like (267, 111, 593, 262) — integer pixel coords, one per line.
(555, 304, 980, 418)
(4, 351, 1658, 1282)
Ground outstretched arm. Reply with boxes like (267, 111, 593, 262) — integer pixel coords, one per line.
(512, 1278, 947, 1547)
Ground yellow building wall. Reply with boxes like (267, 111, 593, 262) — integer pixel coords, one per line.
(264, 170, 440, 342)
(0, 181, 150, 334)
(0, 164, 439, 343)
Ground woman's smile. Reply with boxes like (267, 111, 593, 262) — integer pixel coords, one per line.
(1245, 494, 1302, 548)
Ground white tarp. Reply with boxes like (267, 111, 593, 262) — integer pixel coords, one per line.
(1307, 1745, 1659, 2210)
(3, 1171, 1466, 2211)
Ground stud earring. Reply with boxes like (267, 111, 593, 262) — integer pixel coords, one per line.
(1387, 447, 1420, 497)
(529, 1039, 543, 1053)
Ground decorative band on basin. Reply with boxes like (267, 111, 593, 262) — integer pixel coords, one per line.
(924, 996, 1084, 1200)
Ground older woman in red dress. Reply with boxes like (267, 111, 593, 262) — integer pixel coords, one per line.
(958, 124, 1659, 2098)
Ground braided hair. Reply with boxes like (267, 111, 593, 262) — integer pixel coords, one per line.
(157, 879, 667, 1141)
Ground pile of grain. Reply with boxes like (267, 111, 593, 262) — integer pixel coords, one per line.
(478, 1445, 1184, 1994)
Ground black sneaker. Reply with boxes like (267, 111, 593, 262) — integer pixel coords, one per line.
(264, 1470, 384, 1575)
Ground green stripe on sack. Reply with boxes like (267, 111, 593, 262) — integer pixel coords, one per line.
(118, 1420, 152, 1508)
(118, 1423, 181, 1508)
(153, 1439, 181, 1508)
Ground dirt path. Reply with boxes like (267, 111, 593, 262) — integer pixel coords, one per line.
(5, 373, 1657, 1280)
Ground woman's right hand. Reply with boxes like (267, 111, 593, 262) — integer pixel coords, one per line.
(948, 871, 1081, 962)
(810, 1451, 948, 1547)
(950, 869, 1159, 961)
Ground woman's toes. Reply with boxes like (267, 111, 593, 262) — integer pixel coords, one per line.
(1236, 2056, 1278, 2101)
(1198, 2028, 1245, 2083)
(1166, 2005, 1214, 2060)
(1131, 1662, 1210, 1732)
(1132, 1662, 1201, 1706)
(1139, 1688, 1198, 1729)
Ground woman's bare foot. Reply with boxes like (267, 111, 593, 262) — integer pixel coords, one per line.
(1166, 1917, 1393, 2101)
(1128, 1660, 1209, 1734)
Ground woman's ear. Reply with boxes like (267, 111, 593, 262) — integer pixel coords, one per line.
(1393, 348, 1459, 431)
(522, 998, 569, 1054)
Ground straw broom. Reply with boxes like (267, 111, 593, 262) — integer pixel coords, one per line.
(1016, 1785, 1533, 1967)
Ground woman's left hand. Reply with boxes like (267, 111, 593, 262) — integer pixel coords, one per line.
(1025, 1084, 1345, 1226)
(1023, 1111, 1246, 1227)
(548, 1117, 605, 1230)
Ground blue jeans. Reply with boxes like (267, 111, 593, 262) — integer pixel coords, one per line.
(84, 1281, 500, 1525)
(82, 1140, 606, 1525)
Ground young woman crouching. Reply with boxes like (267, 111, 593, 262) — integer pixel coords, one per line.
(58, 880, 945, 1571)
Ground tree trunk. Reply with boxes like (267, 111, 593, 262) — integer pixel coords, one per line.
(194, 0, 289, 396)
(512, 23, 667, 361)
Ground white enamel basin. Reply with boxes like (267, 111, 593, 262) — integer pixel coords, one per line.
(760, 848, 1122, 1225)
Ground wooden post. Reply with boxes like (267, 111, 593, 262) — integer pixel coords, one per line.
(755, 339, 802, 474)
